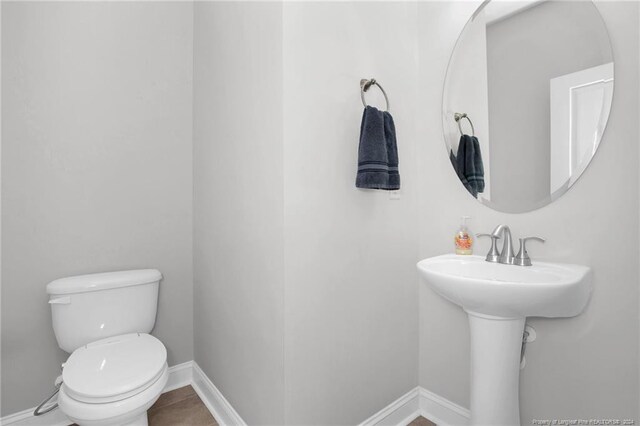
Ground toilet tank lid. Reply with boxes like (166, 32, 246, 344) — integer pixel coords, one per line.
(47, 269, 162, 295)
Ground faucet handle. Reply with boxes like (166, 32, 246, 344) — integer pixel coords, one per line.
(476, 233, 501, 263)
(514, 237, 546, 266)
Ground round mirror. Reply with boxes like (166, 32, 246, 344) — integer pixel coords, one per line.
(443, 0, 614, 213)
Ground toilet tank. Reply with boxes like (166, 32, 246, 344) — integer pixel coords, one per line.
(47, 269, 162, 353)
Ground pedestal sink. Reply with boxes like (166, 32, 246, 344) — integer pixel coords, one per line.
(417, 254, 592, 426)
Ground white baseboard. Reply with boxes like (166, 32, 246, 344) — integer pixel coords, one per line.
(2, 361, 467, 426)
(360, 386, 470, 426)
(191, 362, 247, 426)
(0, 361, 198, 426)
(418, 388, 470, 426)
(0, 406, 70, 426)
(359, 388, 420, 426)
(164, 361, 194, 393)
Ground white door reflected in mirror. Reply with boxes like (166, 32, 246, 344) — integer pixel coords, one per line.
(550, 62, 613, 195)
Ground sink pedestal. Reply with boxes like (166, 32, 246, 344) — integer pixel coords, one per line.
(468, 312, 525, 426)
(418, 254, 592, 426)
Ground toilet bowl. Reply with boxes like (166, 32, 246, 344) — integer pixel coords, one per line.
(47, 269, 165, 425)
(57, 333, 168, 426)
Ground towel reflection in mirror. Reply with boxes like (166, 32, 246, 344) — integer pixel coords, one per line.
(450, 134, 485, 198)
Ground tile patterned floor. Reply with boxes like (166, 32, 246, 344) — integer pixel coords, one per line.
(149, 387, 437, 426)
(408, 415, 437, 426)
(148, 385, 218, 426)
(76, 385, 435, 426)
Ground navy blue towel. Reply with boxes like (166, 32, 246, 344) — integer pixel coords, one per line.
(355, 106, 400, 190)
(454, 134, 485, 198)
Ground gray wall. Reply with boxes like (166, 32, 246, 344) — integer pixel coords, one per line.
(486, 1, 613, 212)
(0, 0, 3, 416)
(192, 3, 419, 424)
(282, 2, 419, 424)
(1, 2, 194, 415)
(418, 1, 639, 422)
(192, 3, 285, 425)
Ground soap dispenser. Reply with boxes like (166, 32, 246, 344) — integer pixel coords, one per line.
(455, 216, 473, 255)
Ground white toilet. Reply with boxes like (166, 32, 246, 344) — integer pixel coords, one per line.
(47, 269, 167, 426)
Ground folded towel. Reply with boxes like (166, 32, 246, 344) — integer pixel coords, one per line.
(355, 106, 400, 190)
(455, 134, 485, 198)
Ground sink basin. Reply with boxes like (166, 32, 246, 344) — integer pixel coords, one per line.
(417, 254, 592, 426)
(417, 254, 592, 318)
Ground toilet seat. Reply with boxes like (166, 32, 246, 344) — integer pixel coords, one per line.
(58, 365, 168, 426)
(63, 333, 167, 404)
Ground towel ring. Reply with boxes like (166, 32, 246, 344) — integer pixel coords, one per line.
(454, 112, 475, 136)
(360, 78, 390, 111)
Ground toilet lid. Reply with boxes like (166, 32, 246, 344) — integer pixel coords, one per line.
(63, 333, 167, 403)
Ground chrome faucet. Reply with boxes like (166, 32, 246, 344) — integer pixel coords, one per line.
(513, 236, 546, 266)
(492, 224, 515, 265)
(475, 232, 500, 263)
(478, 224, 545, 266)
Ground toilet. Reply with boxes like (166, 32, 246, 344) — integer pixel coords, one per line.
(47, 269, 167, 426)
